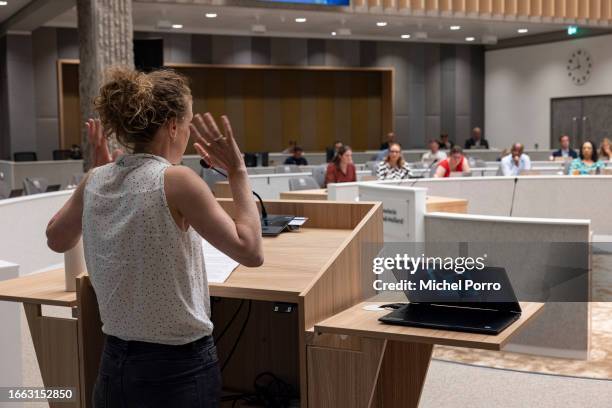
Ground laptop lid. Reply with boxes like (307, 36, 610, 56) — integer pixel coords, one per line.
(9, 189, 23, 198)
(46, 184, 61, 192)
(392, 266, 521, 313)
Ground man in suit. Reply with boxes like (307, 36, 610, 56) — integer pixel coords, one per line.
(464, 127, 489, 149)
(550, 134, 578, 160)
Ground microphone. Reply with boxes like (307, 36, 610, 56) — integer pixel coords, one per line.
(200, 159, 268, 219)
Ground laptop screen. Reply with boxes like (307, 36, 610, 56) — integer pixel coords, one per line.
(393, 266, 521, 313)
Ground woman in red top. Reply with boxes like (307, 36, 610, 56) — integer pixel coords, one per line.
(325, 145, 356, 186)
(434, 146, 471, 178)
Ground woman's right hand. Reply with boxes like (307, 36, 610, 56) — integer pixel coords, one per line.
(86, 119, 122, 168)
(190, 113, 245, 174)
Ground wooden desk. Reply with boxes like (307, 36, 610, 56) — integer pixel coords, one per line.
(279, 189, 327, 201)
(214, 180, 232, 198)
(308, 301, 544, 407)
(425, 195, 468, 213)
(279, 189, 468, 215)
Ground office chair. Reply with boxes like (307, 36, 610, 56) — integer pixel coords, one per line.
(365, 161, 380, 176)
(311, 165, 327, 188)
(53, 149, 72, 160)
(288, 176, 320, 191)
(275, 165, 301, 174)
(23, 177, 49, 195)
(0, 180, 10, 199)
(13, 152, 37, 162)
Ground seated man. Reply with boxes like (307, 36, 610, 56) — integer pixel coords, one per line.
(464, 127, 489, 149)
(550, 134, 578, 161)
(421, 139, 447, 164)
(500, 143, 531, 176)
(284, 146, 308, 165)
(438, 133, 454, 150)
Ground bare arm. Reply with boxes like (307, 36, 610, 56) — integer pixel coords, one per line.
(46, 173, 89, 252)
(46, 119, 114, 253)
(462, 158, 471, 173)
(433, 165, 446, 178)
(166, 113, 263, 267)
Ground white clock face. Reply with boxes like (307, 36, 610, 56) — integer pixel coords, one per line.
(567, 49, 592, 86)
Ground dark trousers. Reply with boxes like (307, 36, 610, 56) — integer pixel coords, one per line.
(93, 334, 221, 408)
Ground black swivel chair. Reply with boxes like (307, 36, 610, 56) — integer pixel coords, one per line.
(13, 152, 37, 162)
(53, 150, 73, 160)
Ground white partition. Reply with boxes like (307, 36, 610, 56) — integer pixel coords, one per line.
(0, 261, 21, 393)
(512, 176, 612, 235)
(359, 185, 426, 242)
(0, 160, 84, 190)
(425, 212, 591, 359)
(0, 192, 70, 275)
(411, 177, 516, 216)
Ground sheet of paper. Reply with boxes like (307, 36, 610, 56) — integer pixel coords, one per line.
(288, 217, 308, 226)
(202, 239, 239, 283)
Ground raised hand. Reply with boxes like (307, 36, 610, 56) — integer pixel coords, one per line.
(190, 113, 245, 174)
(86, 119, 117, 168)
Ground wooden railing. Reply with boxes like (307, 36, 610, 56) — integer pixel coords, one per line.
(349, 0, 612, 24)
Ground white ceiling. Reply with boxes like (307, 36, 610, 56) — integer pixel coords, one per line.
(0, 0, 31, 26)
(40, 1, 582, 44)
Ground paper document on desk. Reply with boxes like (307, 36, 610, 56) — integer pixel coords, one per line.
(201, 239, 239, 283)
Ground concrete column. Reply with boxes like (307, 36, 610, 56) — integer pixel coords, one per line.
(77, 0, 133, 169)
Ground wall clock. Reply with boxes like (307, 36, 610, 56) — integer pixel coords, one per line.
(567, 49, 592, 86)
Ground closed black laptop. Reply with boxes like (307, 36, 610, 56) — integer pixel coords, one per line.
(379, 266, 521, 335)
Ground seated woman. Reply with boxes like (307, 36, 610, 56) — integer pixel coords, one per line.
(377, 142, 411, 180)
(325, 145, 356, 186)
(600, 137, 611, 161)
(434, 146, 471, 178)
(568, 140, 605, 175)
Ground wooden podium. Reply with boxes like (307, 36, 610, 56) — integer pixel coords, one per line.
(0, 199, 383, 408)
(0, 199, 543, 408)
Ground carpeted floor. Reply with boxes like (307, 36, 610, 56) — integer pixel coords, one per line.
(421, 360, 612, 408)
(432, 301, 612, 380)
(432, 252, 612, 380)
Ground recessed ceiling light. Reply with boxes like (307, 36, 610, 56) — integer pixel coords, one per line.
(172, 24, 183, 29)
(331, 31, 337, 36)
(376, 21, 387, 27)
(450, 25, 461, 31)
(465, 36, 475, 42)
(401, 34, 411, 39)
(518, 28, 529, 34)
(205, 13, 217, 18)
(295, 17, 307, 23)
(0, 1, 7, 5)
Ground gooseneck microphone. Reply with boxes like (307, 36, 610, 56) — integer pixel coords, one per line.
(199, 159, 268, 219)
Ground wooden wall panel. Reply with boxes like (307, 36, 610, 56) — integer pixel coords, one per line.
(315, 72, 335, 150)
(566, 0, 578, 18)
(439, 0, 452, 11)
(518, 0, 531, 16)
(555, 0, 566, 17)
(603, 0, 612, 19)
(479, 0, 493, 13)
(467, 0, 479, 13)
(493, 0, 505, 14)
(59, 63, 81, 149)
(452, 0, 466, 12)
(280, 70, 303, 150)
(542, 0, 554, 17)
(350, 73, 370, 149)
(590, 0, 602, 19)
(242, 70, 266, 152)
(58, 62, 391, 153)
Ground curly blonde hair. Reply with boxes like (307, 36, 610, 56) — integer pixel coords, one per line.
(94, 66, 191, 149)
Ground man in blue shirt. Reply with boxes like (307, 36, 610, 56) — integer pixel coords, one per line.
(550, 134, 578, 160)
(501, 143, 531, 176)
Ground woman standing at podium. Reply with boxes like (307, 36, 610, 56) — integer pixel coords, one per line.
(45, 67, 263, 407)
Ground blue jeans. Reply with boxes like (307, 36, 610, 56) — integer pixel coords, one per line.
(93, 335, 221, 408)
